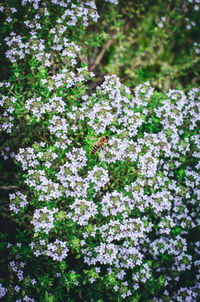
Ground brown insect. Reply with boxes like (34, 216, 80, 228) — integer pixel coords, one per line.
(90, 135, 109, 154)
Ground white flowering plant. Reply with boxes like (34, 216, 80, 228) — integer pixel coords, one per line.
(0, 1, 200, 302)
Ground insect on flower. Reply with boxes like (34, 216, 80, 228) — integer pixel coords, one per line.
(90, 135, 109, 154)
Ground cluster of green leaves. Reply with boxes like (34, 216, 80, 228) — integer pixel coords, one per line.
(78, 0, 200, 91)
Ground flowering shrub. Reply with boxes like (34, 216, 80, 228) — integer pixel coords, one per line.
(0, 0, 200, 301)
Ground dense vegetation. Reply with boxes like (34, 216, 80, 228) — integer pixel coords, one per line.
(0, 0, 200, 301)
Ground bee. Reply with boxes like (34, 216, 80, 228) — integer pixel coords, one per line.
(90, 135, 109, 154)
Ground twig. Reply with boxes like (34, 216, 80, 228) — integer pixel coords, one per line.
(78, 51, 87, 66)
(0, 185, 18, 190)
(89, 36, 114, 71)
(1, 208, 30, 229)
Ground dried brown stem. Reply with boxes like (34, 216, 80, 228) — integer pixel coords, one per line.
(89, 36, 114, 71)
(78, 51, 87, 66)
(0, 185, 18, 190)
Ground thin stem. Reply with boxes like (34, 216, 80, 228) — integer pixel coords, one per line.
(89, 36, 115, 71)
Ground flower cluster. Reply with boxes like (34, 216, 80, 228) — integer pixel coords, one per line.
(9, 191, 28, 214)
(100, 191, 130, 217)
(3, 0, 99, 65)
(49, 66, 94, 91)
(10, 260, 25, 282)
(5, 33, 30, 63)
(25, 95, 66, 119)
(0, 242, 41, 301)
(67, 198, 98, 226)
(86, 101, 114, 134)
(0, 95, 16, 133)
(25, 170, 62, 202)
(48, 115, 69, 139)
(15, 142, 58, 170)
(0, 146, 15, 160)
(65, 147, 88, 170)
(53, 0, 99, 27)
(100, 138, 130, 163)
(87, 166, 110, 192)
(30, 239, 69, 262)
(138, 152, 159, 178)
(9, 78, 200, 300)
(31, 207, 58, 234)
(0, 283, 7, 299)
